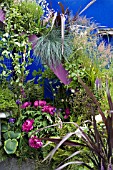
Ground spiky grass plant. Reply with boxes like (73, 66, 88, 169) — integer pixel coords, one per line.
(34, 29, 73, 66)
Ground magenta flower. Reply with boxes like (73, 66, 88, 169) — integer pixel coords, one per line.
(34, 100, 47, 108)
(42, 105, 56, 115)
(29, 136, 43, 149)
(65, 108, 70, 115)
(34, 101, 39, 108)
(42, 105, 49, 112)
(22, 119, 34, 132)
(38, 100, 47, 107)
(64, 115, 69, 119)
(48, 106, 56, 115)
(21, 102, 31, 109)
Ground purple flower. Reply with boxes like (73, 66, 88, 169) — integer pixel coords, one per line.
(42, 105, 49, 112)
(21, 102, 31, 109)
(42, 105, 56, 115)
(22, 119, 34, 132)
(29, 136, 43, 149)
(95, 78, 101, 90)
(38, 100, 47, 107)
(9, 118, 15, 123)
(64, 115, 69, 119)
(65, 108, 70, 115)
(16, 99, 21, 105)
(34, 100, 47, 108)
(48, 106, 56, 115)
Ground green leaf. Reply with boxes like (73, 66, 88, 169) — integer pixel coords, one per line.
(3, 132, 10, 140)
(9, 131, 21, 139)
(3, 131, 21, 140)
(4, 139, 18, 154)
(1, 124, 8, 132)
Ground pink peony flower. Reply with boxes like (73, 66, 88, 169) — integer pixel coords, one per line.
(29, 136, 43, 149)
(38, 100, 47, 107)
(22, 119, 34, 132)
(34, 101, 39, 108)
(42, 105, 56, 115)
(34, 100, 47, 108)
(21, 102, 31, 109)
(65, 108, 70, 115)
(42, 105, 49, 112)
(48, 106, 56, 115)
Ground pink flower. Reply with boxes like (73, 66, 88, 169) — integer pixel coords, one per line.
(64, 115, 69, 119)
(65, 108, 70, 115)
(48, 106, 56, 115)
(42, 105, 49, 112)
(22, 119, 34, 132)
(29, 136, 43, 149)
(21, 102, 31, 109)
(34, 100, 47, 108)
(42, 105, 56, 115)
(38, 100, 47, 107)
(34, 101, 39, 107)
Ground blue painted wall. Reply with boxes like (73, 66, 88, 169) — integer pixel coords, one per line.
(47, 0, 113, 28)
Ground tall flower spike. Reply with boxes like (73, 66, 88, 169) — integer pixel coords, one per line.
(61, 13, 66, 55)
(58, 2, 65, 56)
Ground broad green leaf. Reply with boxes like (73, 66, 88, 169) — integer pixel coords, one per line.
(4, 139, 18, 154)
(1, 124, 8, 132)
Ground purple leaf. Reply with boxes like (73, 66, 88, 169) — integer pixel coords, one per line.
(40, 137, 86, 147)
(0, 9, 5, 22)
(28, 34, 38, 49)
(50, 63, 71, 85)
(55, 161, 84, 170)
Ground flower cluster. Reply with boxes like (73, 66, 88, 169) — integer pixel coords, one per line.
(64, 108, 70, 119)
(22, 119, 34, 132)
(34, 100, 56, 115)
(29, 136, 43, 149)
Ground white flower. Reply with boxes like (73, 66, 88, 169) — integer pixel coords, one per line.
(71, 89, 75, 93)
(75, 126, 88, 138)
(95, 114, 102, 123)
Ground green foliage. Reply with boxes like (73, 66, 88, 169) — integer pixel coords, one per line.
(17, 1, 43, 35)
(0, 87, 17, 112)
(24, 80, 44, 102)
(0, 0, 44, 95)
